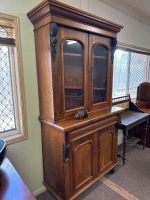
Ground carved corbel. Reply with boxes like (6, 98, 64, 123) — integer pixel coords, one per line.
(111, 38, 117, 64)
(50, 22, 58, 60)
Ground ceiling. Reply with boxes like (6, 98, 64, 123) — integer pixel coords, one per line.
(120, 0, 150, 18)
(100, 0, 150, 26)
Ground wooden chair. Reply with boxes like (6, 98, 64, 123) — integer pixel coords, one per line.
(137, 82, 150, 103)
(136, 82, 150, 148)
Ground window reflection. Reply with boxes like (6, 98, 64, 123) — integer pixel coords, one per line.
(63, 40, 84, 110)
(93, 45, 108, 104)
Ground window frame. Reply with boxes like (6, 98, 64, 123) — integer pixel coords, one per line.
(0, 12, 28, 144)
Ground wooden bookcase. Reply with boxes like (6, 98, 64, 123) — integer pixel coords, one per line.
(27, 1, 123, 199)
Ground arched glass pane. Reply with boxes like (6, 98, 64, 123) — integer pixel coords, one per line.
(93, 45, 108, 104)
(63, 40, 84, 110)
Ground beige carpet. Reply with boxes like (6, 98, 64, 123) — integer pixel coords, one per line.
(36, 144, 150, 200)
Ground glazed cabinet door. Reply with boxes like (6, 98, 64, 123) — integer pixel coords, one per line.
(70, 132, 96, 195)
(57, 26, 89, 120)
(89, 34, 112, 111)
(97, 124, 117, 175)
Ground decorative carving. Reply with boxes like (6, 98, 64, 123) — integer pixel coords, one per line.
(111, 38, 117, 64)
(50, 23, 58, 60)
(74, 108, 88, 119)
(63, 144, 70, 162)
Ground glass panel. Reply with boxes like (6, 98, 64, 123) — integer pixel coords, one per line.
(63, 40, 84, 110)
(129, 53, 149, 98)
(0, 46, 16, 133)
(112, 49, 149, 99)
(93, 45, 107, 104)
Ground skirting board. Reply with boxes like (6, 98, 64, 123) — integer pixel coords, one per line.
(33, 186, 47, 197)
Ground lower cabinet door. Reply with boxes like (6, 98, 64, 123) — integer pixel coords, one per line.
(97, 124, 117, 175)
(69, 123, 117, 196)
(70, 133, 96, 194)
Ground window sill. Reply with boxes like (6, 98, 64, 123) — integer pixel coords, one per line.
(0, 130, 28, 145)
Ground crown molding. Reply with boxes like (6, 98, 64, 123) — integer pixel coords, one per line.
(99, 0, 150, 26)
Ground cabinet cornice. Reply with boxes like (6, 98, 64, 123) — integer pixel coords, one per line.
(27, 0, 123, 35)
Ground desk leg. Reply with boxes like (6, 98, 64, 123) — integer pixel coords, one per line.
(123, 128, 127, 165)
(143, 120, 148, 150)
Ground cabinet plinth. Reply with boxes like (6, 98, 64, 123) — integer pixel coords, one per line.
(27, 1, 123, 199)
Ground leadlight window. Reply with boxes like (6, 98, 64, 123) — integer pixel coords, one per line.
(0, 13, 27, 143)
(0, 46, 16, 132)
(112, 47, 150, 99)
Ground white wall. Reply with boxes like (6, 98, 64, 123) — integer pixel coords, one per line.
(0, 0, 150, 196)
(88, 0, 150, 49)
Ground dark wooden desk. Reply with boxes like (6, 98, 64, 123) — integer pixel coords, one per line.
(119, 110, 149, 165)
(0, 157, 36, 200)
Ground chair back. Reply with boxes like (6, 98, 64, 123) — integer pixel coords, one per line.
(137, 82, 150, 102)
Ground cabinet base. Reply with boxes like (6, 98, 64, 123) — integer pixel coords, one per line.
(44, 163, 117, 200)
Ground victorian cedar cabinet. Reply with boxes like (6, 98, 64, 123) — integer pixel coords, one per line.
(27, 1, 123, 199)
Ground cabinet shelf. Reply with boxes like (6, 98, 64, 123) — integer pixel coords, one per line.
(65, 86, 83, 89)
(64, 52, 82, 57)
(65, 96, 83, 99)
(94, 55, 107, 59)
(93, 87, 106, 90)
